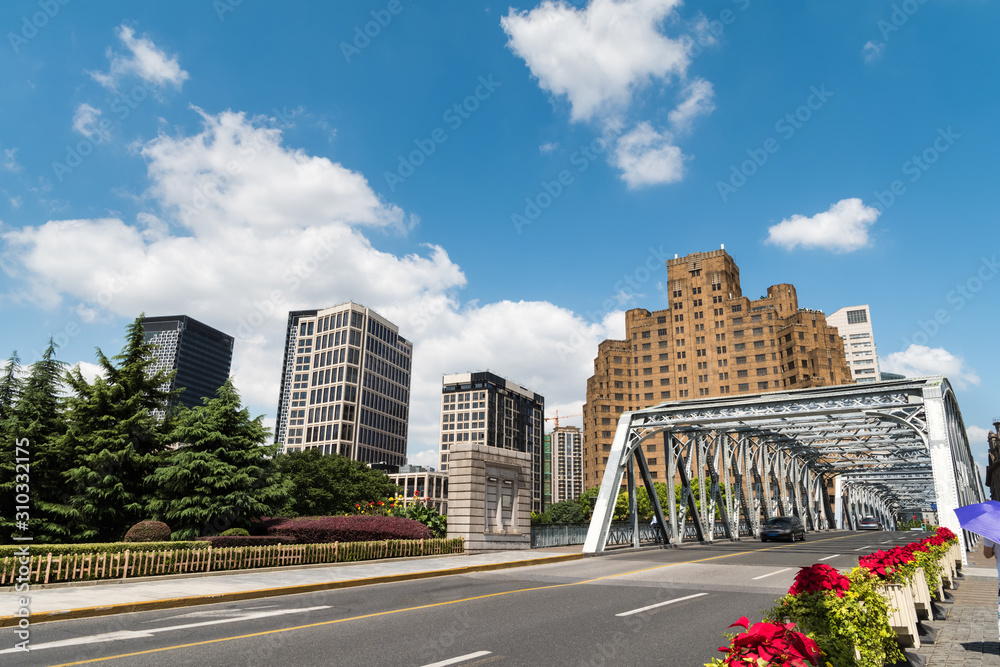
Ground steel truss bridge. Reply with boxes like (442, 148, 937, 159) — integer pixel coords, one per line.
(583, 377, 984, 561)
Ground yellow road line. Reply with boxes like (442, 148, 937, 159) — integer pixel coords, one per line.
(49, 534, 856, 666)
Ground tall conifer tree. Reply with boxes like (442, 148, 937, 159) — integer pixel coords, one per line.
(148, 379, 289, 539)
(62, 317, 178, 542)
(7, 341, 73, 541)
(0, 352, 24, 542)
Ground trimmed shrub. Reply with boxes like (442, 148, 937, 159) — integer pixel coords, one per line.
(221, 528, 250, 537)
(267, 515, 431, 543)
(250, 517, 289, 536)
(124, 521, 172, 543)
(0, 541, 209, 558)
(195, 535, 294, 547)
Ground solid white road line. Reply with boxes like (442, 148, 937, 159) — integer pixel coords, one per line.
(421, 651, 493, 667)
(616, 592, 709, 617)
(818, 554, 840, 561)
(752, 568, 793, 581)
(0, 605, 332, 654)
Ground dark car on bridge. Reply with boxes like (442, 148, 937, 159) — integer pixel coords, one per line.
(857, 516, 883, 530)
(760, 516, 805, 542)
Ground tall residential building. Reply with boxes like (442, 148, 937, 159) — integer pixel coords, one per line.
(826, 305, 881, 383)
(544, 426, 583, 509)
(275, 302, 412, 467)
(142, 315, 234, 411)
(582, 248, 853, 488)
(438, 371, 545, 513)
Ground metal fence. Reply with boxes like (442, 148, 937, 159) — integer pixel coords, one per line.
(531, 520, 754, 548)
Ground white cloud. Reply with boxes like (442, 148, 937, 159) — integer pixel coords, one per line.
(141, 108, 407, 234)
(72, 103, 110, 142)
(862, 40, 884, 63)
(612, 122, 685, 188)
(72, 361, 105, 384)
(501, 0, 688, 122)
(539, 142, 559, 154)
(503, 1, 713, 188)
(967, 425, 991, 448)
(668, 78, 714, 133)
(765, 198, 880, 252)
(90, 25, 189, 91)
(880, 344, 981, 390)
(1, 108, 623, 457)
(3, 148, 21, 173)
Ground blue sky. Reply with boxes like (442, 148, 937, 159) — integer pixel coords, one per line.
(0, 0, 996, 472)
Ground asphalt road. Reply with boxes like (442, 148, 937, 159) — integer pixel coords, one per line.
(0, 529, 917, 667)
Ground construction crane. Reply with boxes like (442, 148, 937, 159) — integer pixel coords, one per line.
(544, 409, 582, 429)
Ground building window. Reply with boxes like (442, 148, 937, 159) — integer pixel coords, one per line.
(846, 309, 868, 324)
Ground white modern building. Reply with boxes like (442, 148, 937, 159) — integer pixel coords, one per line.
(275, 302, 412, 466)
(389, 465, 448, 514)
(545, 426, 583, 509)
(826, 305, 880, 383)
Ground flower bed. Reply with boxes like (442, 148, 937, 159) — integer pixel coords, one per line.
(707, 527, 959, 666)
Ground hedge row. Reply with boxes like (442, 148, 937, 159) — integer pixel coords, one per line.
(195, 536, 294, 548)
(0, 541, 209, 558)
(265, 515, 432, 543)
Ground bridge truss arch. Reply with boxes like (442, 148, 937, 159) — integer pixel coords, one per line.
(582, 377, 983, 561)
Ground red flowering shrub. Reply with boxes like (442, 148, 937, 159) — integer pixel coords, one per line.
(788, 564, 851, 598)
(935, 526, 957, 543)
(859, 544, 917, 581)
(712, 616, 822, 666)
(266, 515, 431, 543)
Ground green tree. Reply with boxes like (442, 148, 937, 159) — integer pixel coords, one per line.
(61, 316, 179, 542)
(276, 449, 399, 516)
(579, 486, 630, 521)
(0, 351, 20, 427)
(147, 380, 290, 540)
(0, 352, 24, 543)
(549, 499, 586, 524)
(0, 341, 74, 542)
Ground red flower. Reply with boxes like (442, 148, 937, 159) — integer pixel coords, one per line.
(717, 617, 822, 666)
(788, 563, 851, 598)
(936, 526, 957, 542)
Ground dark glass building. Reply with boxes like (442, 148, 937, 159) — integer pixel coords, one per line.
(438, 371, 545, 513)
(142, 315, 235, 411)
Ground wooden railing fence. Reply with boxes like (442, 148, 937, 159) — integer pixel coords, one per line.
(1, 538, 464, 585)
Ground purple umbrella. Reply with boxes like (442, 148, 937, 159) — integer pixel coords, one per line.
(954, 500, 1000, 544)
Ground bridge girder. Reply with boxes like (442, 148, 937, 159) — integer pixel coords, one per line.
(583, 376, 983, 562)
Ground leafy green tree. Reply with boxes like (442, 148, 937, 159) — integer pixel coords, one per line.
(61, 316, 179, 542)
(579, 486, 629, 521)
(276, 449, 399, 517)
(0, 341, 74, 542)
(530, 511, 551, 525)
(548, 499, 586, 524)
(147, 380, 290, 540)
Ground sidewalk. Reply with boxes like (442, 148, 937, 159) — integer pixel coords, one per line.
(2, 546, 584, 627)
(918, 545, 1000, 666)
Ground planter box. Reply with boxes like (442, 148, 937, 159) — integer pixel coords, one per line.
(940, 554, 957, 589)
(910, 567, 933, 620)
(879, 581, 921, 649)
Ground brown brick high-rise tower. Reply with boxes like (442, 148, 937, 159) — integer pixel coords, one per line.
(582, 248, 853, 488)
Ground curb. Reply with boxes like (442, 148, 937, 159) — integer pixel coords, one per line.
(0, 553, 584, 627)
